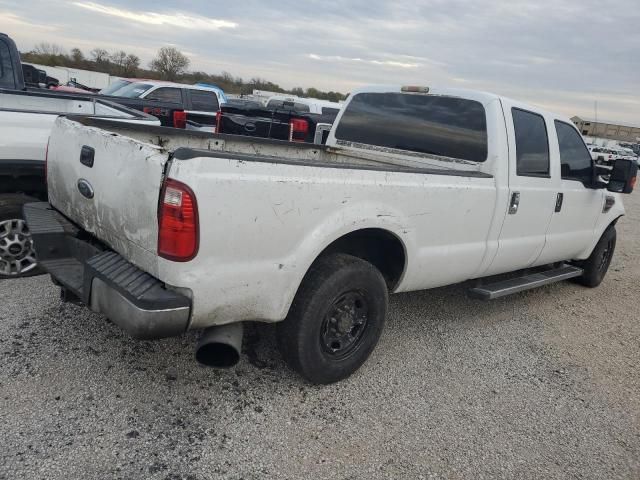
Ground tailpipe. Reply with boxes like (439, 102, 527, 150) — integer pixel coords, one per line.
(195, 322, 243, 368)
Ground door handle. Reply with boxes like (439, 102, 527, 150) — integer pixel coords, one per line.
(509, 192, 520, 214)
(555, 193, 564, 213)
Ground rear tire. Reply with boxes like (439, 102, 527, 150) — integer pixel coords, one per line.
(574, 226, 616, 288)
(277, 253, 388, 384)
(0, 196, 41, 279)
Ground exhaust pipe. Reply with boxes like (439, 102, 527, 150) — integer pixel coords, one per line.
(195, 322, 243, 368)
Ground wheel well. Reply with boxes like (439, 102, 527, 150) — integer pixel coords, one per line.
(319, 228, 406, 290)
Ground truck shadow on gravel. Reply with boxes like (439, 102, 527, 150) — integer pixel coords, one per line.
(4, 277, 572, 385)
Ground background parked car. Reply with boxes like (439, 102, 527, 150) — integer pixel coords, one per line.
(589, 146, 615, 164)
(108, 80, 226, 131)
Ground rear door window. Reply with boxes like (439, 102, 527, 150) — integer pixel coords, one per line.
(189, 90, 219, 111)
(512, 108, 550, 177)
(554, 121, 592, 183)
(334, 92, 488, 162)
(145, 87, 183, 104)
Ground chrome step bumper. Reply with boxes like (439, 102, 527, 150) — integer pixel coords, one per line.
(23, 202, 191, 339)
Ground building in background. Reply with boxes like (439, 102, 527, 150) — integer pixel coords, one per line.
(572, 116, 640, 143)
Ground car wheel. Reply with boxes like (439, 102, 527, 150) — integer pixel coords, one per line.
(573, 226, 616, 288)
(0, 199, 41, 279)
(277, 253, 388, 384)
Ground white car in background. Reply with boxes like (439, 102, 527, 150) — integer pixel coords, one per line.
(588, 146, 615, 164)
(614, 148, 637, 162)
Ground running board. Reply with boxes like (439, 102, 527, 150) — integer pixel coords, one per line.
(469, 264, 583, 300)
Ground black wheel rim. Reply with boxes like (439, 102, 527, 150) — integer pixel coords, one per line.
(320, 290, 369, 359)
(597, 238, 614, 273)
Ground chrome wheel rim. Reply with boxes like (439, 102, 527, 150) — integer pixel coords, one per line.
(0, 219, 37, 276)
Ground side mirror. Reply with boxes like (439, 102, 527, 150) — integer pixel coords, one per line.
(607, 159, 638, 194)
(589, 162, 608, 189)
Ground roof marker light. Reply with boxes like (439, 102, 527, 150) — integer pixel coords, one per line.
(401, 86, 430, 93)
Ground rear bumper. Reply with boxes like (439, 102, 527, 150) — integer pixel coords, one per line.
(23, 202, 191, 339)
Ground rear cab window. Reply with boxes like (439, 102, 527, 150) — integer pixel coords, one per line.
(334, 92, 488, 162)
(322, 107, 340, 116)
(512, 108, 550, 177)
(267, 99, 311, 113)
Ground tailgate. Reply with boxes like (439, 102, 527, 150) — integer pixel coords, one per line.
(46, 117, 170, 274)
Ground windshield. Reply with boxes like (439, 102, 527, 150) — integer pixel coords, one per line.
(111, 82, 154, 98)
(100, 79, 131, 96)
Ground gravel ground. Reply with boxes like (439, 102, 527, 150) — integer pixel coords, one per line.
(1, 191, 639, 480)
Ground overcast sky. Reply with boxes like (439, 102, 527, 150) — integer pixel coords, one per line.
(1, 0, 639, 123)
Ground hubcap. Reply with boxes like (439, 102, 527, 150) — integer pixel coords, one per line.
(321, 290, 369, 358)
(0, 219, 37, 276)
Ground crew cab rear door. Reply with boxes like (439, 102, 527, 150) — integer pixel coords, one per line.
(141, 86, 184, 127)
(486, 100, 557, 274)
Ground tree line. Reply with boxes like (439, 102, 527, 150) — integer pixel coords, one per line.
(20, 43, 347, 102)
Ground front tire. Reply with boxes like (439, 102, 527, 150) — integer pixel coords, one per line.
(277, 253, 388, 384)
(574, 226, 616, 288)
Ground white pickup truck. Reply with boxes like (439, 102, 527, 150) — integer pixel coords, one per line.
(25, 85, 637, 384)
(0, 32, 159, 279)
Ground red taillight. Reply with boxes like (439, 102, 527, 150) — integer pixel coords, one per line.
(215, 111, 222, 133)
(288, 118, 309, 142)
(173, 110, 187, 129)
(158, 179, 199, 261)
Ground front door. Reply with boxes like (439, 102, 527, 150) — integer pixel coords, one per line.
(536, 120, 604, 265)
(485, 102, 557, 276)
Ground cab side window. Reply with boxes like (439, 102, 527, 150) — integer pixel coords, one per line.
(190, 90, 219, 111)
(0, 39, 16, 89)
(555, 120, 593, 184)
(145, 87, 182, 104)
(512, 108, 550, 177)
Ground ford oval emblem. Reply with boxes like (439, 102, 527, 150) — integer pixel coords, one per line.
(244, 122, 256, 133)
(77, 178, 94, 199)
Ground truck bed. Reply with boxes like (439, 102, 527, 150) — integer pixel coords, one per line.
(0, 88, 157, 118)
